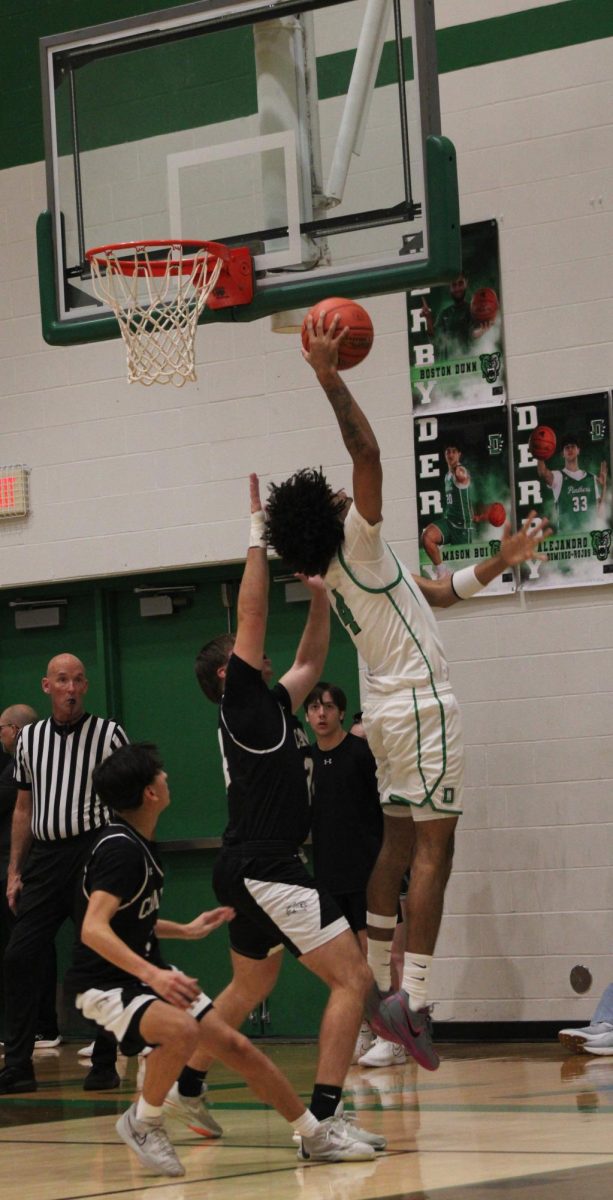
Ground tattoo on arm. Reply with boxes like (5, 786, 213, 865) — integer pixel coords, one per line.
(323, 377, 372, 458)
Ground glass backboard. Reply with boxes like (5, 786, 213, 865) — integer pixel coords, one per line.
(38, 0, 460, 344)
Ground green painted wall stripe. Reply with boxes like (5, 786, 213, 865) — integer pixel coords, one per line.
(436, 0, 613, 74)
(1, 0, 612, 172)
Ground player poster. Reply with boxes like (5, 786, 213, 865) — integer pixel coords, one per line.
(512, 393, 613, 590)
(408, 219, 506, 414)
(413, 406, 514, 594)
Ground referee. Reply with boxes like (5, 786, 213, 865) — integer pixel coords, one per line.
(0, 653, 128, 1094)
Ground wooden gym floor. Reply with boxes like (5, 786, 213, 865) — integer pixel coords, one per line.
(1, 1040, 613, 1200)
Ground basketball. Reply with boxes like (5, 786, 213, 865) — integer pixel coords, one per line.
(470, 286, 499, 324)
(529, 425, 557, 460)
(302, 297, 374, 369)
(488, 502, 506, 527)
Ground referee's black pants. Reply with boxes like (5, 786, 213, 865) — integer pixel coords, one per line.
(0, 875, 58, 1038)
(3, 831, 116, 1073)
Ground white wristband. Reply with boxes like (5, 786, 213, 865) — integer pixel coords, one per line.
(451, 565, 485, 600)
(249, 510, 267, 549)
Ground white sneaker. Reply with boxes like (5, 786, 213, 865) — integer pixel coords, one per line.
(558, 1021, 613, 1053)
(333, 1102, 386, 1150)
(358, 1036, 407, 1068)
(352, 1022, 374, 1064)
(78, 1042, 95, 1058)
(116, 1103, 185, 1177)
(298, 1117, 376, 1163)
(163, 1081, 223, 1138)
(585, 1034, 613, 1056)
(34, 1034, 62, 1050)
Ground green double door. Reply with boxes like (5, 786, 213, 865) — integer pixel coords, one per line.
(0, 564, 359, 1037)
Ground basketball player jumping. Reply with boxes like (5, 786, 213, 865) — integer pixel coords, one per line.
(264, 312, 551, 1070)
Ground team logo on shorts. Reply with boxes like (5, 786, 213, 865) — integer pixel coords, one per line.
(286, 900, 309, 916)
(443, 787, 455, 805)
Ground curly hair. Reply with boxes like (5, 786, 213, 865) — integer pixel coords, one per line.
(265, 468, 346, 576)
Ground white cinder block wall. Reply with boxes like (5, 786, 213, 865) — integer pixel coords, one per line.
(0, 0, 612, 1019)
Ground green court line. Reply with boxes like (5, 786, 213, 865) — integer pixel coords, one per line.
(368, 1101, 613, 1114)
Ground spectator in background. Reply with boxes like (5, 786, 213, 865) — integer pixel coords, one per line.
(305, 683, 395, 1065)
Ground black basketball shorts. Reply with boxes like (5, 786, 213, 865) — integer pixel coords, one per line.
(213, 844, 349, 960)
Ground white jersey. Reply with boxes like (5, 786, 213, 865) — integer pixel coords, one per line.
(324, 504, 450, 695)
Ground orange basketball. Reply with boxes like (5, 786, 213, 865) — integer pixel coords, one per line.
(470, 286, 498, 323)
(488, 502, 506, 527)
(302, 297, 374, 370)
(529, 425, 557, 460)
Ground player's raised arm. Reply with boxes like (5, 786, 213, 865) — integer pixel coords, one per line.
(303, 314, 383, 525)
(233, 473, 269, 671)
(536, 457, 554, 488)
(279, 574, 330, 713)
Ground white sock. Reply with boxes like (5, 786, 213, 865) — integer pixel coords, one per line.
(367, 937, 394, 990)
(402, 951, 432, 1011)
(136, 1095, 164, 1121)
(367, 912, 397, 991)
(293, 1109, 320, 1137)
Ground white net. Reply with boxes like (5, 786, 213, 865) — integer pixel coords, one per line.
(87, 242, 224, 386)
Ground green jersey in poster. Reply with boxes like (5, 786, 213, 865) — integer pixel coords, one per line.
(444, 470, 474, 541)
(552, 469, 601, 532)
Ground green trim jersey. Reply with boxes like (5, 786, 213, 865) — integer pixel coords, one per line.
(324, 504, 450, 693)
(551, 468, 600, 532)
(444, 469, 473, 532)
(324, 505, 462, 816)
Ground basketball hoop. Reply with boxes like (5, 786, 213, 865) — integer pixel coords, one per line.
(85, 240, 252, 386)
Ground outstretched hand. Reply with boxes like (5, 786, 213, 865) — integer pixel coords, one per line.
(295, 572, 327, 594)
(182, 906, 236, 940)
(249, 472, 263, 514)
(302, 313, 348, 373)
(500, 511, 552, 566)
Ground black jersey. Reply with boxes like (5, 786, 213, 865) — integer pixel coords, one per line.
(219, 653, 312, 847)
(67, 820, 166, 992)
(310, 733, 383, 893)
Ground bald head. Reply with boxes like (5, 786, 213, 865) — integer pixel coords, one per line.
(46, 653, 86, 678)
(42, 653, 88, 723)
(0, 704, 38, 755)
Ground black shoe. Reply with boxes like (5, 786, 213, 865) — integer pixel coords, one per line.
(0, 1065, 37, 1094)
(83, 1066, 120, 1091)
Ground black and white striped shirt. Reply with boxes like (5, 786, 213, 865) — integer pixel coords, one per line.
(14, 714, 129, 842)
